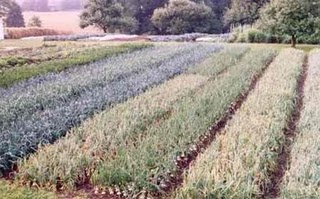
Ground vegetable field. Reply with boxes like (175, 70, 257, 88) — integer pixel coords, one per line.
(0, 42, 320, 199)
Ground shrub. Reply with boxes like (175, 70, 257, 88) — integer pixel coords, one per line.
(27, 16, 42, 27)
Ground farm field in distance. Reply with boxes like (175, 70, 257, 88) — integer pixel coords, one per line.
(23, 11, 101, 34)
(1, 41, 320, 199)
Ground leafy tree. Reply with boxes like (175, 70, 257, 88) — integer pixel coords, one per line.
(258, 0, 320, 47)
(122, 0, 168, 34)
(28, 15, 42, 27)
(152, 0, 213, 34)
(224, 0, 269, 26)
(192, 0, 231, 33)
(5, 1, 25, 27)
(80, 0, 138, 33)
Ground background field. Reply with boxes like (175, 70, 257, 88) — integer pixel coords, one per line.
(23, 11, 102, 34)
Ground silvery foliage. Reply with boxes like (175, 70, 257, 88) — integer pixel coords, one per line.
(0, 43, 222, 173)
(43, 34, 107, 41)
(148, 33, 208, 42)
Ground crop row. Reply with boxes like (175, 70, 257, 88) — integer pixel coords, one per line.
(0, 44, 221, 176)
(175, 48, 305, 199)
(17, 45, 248, 191)
(17, 47, 274, 198)
(91, 48, 276, 196)
(280, 50, 320, 198)
(0, 44, 115, 70)
(16, 46, 246, 191)
(0, 44, 151, 88)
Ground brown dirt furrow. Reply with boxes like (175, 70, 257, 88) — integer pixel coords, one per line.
(263, 55, 308, 199)
(149, 57, 276, 199)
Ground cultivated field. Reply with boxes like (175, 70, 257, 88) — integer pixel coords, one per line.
(23, 11, 101, 34)
(0, 42, 319, 199)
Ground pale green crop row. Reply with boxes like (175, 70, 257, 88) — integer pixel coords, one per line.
(188, 45, 249, 76)
(280, 49, 320, 198)
(17, 46, 250, 192)
(90, 48, 275, 194)
(175, 48, 305, 199)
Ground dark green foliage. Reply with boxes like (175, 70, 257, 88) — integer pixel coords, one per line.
(224, 0, 269, 26)
(80, 0, 138, 33)
(258, 0, 320, 47)
(151, 0, 213, 34)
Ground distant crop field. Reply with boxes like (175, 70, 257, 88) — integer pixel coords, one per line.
(23, 11, 102, 34)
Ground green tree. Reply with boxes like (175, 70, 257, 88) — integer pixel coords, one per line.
(28, 15, 42, 27)
(119, 0, 168, 34)
(5, 1, 25, 27)
(259, 0, 320, 47)
(80, 0, 138, 33)
(152, 0, 213, 34)
(192, 0, 231, 33)
(224, 0, 269, 27)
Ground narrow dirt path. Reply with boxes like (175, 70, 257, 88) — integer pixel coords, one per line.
(263, 55, 309, 199)
(151, 57, 276, 199)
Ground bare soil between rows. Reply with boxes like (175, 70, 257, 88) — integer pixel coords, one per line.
(262, 55, 309, 199)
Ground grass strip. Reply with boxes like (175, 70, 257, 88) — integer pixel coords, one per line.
(0, 181, 56, 199)
(175, 48, 304, 199)
(280, 49, 320, 199)
(90, 48, 276, 196)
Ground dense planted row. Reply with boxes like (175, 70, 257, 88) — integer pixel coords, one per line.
(280, 49, 320, 198)
(175, 48, 304, 198)
(17, 47, 275, 198)
(0, 43, 221, 176)
(17, 46, 246, 191)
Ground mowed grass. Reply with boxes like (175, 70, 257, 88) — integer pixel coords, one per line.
(280, 49, 320, 198)
(175, 48, 305, 199)
(23, 11, 101, 34)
